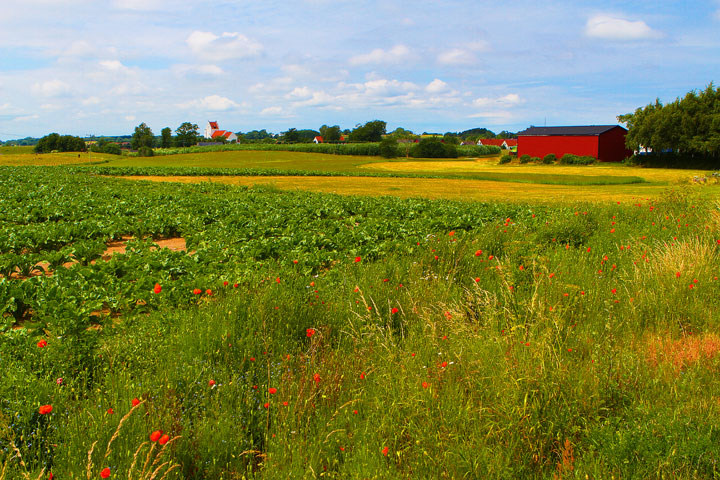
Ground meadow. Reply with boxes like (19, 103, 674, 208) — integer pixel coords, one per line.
(1, 151, 720, 479)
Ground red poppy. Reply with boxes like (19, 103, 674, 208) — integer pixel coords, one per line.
(354, 256, 361, 263)
(611, 288, 617, 294)
(263, 402, 269, 409)
(422, 381, 429, 389)
(208, 379, 216, 387)
(132, 398, 140, 407)
(382, 446, 389, 456)
(283, 401, 289, 406)
(276, 277, 281, 283)
(158, 434, 170, 445)
(293, 260, 298, 264)
(233, 283, 239, 288)
(37, 339, 47, 348)
(360, 372, 366, 379)
(150, 430, 163, 442)
(313, 373, 321, 384)
(268, 387, 277, 394)
(153, 283, 162, 294)
(353, 409, 358, 414)
(223, 280, 229, 286)
(306, 328, 316, 337)
(107, 408, 114, 415)
(474, 250, 482, 256)
(448, 231, 455, 236)
(439, 361, 447, 368)
(391, 307, 399, 314)
(100, 467, 111, 478)
(676, 272, 681, 278)
(193, 288, 202, 295)
(206, 289, 212, 295)
(39, 405, 52, 415)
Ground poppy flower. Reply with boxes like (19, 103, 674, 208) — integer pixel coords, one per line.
(208, 379, 216, 387)
(283, 401, 289, 406)
(153, 283, 162, 294)
(223, 280, 229, 286)
(474, 250, 482, 256)
(268, 387, 277, 394)
(422, 381, 429, 389)
(391, 307, 399, 314)
(276, 277, 281, 284)
(37, 339, 47, 348)
(439, 361, 447, 368)
(233, 283, 239, 288)
(353, 409, 358, 414)
(158, 434, 169, 445)
(360, 372, 366, 380)
(193, 288, 202, 295)
(263, 402, 269, 409)
(448, 231, 455, 236)
(205, 289, 212, 295)
(306, 328, 315, 337)
(382, 446, 389, 456)
(132, 398, 140, 407)
(39, 405, 52, 415)
(150, 430, 162, 442)
(354, 256, 361, 263)
(313, 373, 321, 384)
(100, 467, 111, 478)
(293, 260, 298, 264)
(107, 408, 114, 415)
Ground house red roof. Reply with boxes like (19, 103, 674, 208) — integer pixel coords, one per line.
(478, 139, 506, 147)
(211, 130, 232, 139)
(503, 139, 518, 146)
(209, 121, 219, 129)
(314, 136, 323, 143)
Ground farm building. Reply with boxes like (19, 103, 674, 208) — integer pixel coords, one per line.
(516, 125, 632, 162)
(477, 138, 517, 150)
(204, 121, 238, 143)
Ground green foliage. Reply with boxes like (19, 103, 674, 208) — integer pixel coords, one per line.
(530, 156, 541, 163)
(378, 137, 399, 158)
(519, 154, 532, 164)
(410, 137, 458, 158)
(160, 127, 173, 148)
(350, 120, 387, 142)
(542, 153, 557, 164)
(34, 133, 86, 154)
(498, 155, 511, 164)
(174, 122, 199, 148)
(559, 153, 595, 165)
(318, 125, 341, 143)
(618, 83, 720, 162)
(102, 143, 122, 155)
(137, 145, 154, 157)
(457, 144, 502, 156)
(131, 123, 154, 150)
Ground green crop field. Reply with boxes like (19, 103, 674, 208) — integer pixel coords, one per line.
(1, 155, 720, 478)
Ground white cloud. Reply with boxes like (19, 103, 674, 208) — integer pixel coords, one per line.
(99, 60, 130, 72)
(124, 115, 136, 121)
(585, 15, 661, 41)
(426, 79, 449, 93)
(473, 93, 523, 108)
(437, 48, 477, 66)
(173, 64, 224, 76)
(260, 106, 289, 116)
(187, 31, 263, 61)
(180, 95, 239, 111)
(14, 114, 40, 122)
(349, 45, 412, 66)
(286, 86, 313, 99)
(82, 96, 101, 106)
(33, 79, 72, 97)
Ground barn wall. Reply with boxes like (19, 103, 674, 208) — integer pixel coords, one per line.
(598, 128, 633, 162)
(517, 135, 599, 160)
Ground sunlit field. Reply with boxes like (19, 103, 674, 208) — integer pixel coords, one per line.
(2, 153, 720, 478)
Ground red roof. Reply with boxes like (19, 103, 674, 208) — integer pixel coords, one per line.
(478, 139, 506, 147)
(314, 136, 323, 143)
(504, 139, 518, 146)
(211, 130, 232, 139)
(209, 121, 219, 129)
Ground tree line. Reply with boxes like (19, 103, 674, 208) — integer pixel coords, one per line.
(618, 83, 719, 164)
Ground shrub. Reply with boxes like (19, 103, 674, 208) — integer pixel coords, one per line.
(519, 154, 532, 164)
(457, 145, 501, 157)
(498, 155, 511, 165)
(542, 153, 557, 164)
(560, 154, 595, 165)
(102, 143, 122, 155)
(530, 156, 541, 163)
(137, 146, 154, 157)
(410, 138, 458, 158)
(379, 138, 399, 158)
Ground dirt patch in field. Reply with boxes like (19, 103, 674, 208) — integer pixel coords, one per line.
(3, 236, 188, 280)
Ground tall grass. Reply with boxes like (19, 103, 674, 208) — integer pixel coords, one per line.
(3, 190, 720, 478)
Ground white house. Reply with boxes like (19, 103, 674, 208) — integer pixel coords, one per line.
(204, 121, 238, 143)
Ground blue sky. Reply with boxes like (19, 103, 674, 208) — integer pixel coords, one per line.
(0, 0, 718, 140)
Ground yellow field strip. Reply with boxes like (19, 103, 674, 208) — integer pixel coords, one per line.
(115, 175, 713, 204)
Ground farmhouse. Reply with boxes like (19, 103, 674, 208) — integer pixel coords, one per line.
(477, 138, 518, 150)
(204, 121, 238, 143)
(517, 125, 632, 162)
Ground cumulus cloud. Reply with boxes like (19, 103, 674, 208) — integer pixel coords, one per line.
(426, 79, 449, 93)
(473, 93, 523, 108)
(349, 45, 412, 66)
(437, 48, 477, 66)
(585, 14, 661, 41)
(33, 79, 72, 97)
(99, 60, 131, 72)
(173, 64, 224, 76)
(260, 106, 292, 117)
(180, 95, 240, 111)
(187, 31, 263, 61)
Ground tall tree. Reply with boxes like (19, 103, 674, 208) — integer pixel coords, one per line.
(282, 128, 300, 143)
(175, 122, 199, 147)
(131, 123, 155, 150)
(160, 127, 173, 148)
(319, 125, 341, 142)
(349, 120, 386, 142)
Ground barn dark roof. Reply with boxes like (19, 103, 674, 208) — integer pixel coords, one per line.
(517, 125, 625, 136)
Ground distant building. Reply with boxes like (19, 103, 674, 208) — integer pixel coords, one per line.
(477, 139, 518, 149)
(516, 125, 632, 162)
(204, 121, 238, 143)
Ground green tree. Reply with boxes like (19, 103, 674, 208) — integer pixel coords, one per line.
(410, 137, 458, 158)
(379, 137, 399, 158)
(319, 125, 342, 143)
(350, 120, 386, 142)
(131, 123, 155, 150)
(34, 133, 86, 153)
(175, 122, 199, 147)
(443, 132, 460, 145)
(282, 128, 300, 143)
(160, 127, 173, 148)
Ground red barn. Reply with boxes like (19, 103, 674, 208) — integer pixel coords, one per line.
(516, 125, 632, 162)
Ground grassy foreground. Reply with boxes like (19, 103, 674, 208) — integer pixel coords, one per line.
(1, 166, 720, 478)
